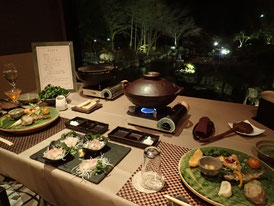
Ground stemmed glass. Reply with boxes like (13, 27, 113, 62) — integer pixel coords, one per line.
(2, 63, 22, 104)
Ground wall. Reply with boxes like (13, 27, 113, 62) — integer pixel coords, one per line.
(0, 0, 66, 55)
(0, 53, 35, 99)
(0, 0, 67, 99)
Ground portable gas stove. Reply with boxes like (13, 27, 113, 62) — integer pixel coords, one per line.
(82, 83, 123, 100)
(127, 101, 189, 133)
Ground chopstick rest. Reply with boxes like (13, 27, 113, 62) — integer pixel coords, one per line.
(0, 137, 13, 146)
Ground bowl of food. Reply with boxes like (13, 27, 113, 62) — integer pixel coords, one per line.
(198, 156, 222, 177)
(8, 108, 24, 120)
(83, 134, 108, 154)
(38, 84, 70, 106)
(256, 140, 274, 166)
(43, 140, 71, 163)
(18, 93, 38, 105)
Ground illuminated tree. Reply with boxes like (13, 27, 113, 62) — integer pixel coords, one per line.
(233, 31, 253, 48)
(258, 28, 274, 44)
(126, 0, 170, 55)
(99, 0, 129, 50)
(163, 12, 201, 48)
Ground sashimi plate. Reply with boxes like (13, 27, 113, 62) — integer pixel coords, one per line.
(178, 147, 274, 206)
(0, 107, 59, 134)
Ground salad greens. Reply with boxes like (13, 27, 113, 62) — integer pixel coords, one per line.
(38, 84, 69, 101)
(93, 159, 109, 176)
(180, 147, 274, 206)
(60, 131, 83, 156)
(85, 133, 107, 141)
(61, 130, 82, 139)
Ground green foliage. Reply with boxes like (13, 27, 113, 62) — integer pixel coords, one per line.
(85, 133, 106, 141)
(93, 159, 108, 176)
(38, 84, 69, 101)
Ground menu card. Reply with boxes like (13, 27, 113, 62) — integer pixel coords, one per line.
(32, 42, 76, 91)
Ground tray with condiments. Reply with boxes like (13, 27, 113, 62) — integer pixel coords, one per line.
(65, 117, 108, 134)
(108, 126, 159, 149)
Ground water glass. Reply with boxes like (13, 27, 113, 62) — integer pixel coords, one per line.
(141, 146, 165, 191)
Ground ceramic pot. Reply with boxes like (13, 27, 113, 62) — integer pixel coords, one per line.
(76, 63, 116, 87)
(121, 72, 183, 108)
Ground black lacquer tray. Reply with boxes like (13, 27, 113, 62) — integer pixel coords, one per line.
(65, 117, 108, 134)
(108, 126, 159, 149)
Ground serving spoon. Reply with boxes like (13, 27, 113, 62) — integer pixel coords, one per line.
(199, 121, 253, 142)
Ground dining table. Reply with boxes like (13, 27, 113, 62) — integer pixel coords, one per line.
(0, 88, 273, 206)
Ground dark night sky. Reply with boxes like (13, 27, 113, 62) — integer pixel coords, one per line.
(169, 0, 269, 36)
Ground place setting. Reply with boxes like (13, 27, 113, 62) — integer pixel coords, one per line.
(0, 64, 71, 152)
(30, 130, 131, 184)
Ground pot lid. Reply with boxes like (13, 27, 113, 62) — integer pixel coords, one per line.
(78, 63, 115, 73)
(123, 72, 181, 97)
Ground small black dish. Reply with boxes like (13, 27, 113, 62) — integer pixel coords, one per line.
(65, 117, 108, 134)
(82, 137, 108, 154)
(82, 144, 111, 158)
(108, 126, 159, 149)
(42, 140, 71, 163)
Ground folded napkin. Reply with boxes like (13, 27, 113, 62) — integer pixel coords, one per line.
(193, 117, 215, 139)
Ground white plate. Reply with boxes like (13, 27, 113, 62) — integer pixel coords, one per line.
(228, 120, 265, 136)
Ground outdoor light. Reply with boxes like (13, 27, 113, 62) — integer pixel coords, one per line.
(170, 46, 176, 50)
(260, 14, 264, 18)
(213, 41, 219, 46)
(220, 48, 230, 55)
(184, 63, 196, 73)
(93, 39, 97, 42)
(107, 38, 110, 41)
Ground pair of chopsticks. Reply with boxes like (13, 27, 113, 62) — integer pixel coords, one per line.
(0, 137, 13, 146)
(164, 195, 191, 206)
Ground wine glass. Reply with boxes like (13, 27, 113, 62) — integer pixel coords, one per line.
(2, 63, 18, 89)
(2, 63, 21, 104)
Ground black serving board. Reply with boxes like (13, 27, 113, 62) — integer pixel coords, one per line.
(65, 117, 108, 134)
(108, 126, 159, 149)
(30, 141, 131, 184)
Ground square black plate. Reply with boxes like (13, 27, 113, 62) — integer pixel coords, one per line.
(65, 117, 108, 134)
(108, 126, 159, 149)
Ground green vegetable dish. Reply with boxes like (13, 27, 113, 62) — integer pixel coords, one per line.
(179, 147, 274, 206)
(0, 107, 59, 132)
(38, 84, 69, 101)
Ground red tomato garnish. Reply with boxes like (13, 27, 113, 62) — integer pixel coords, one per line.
(247, 157, 261, 169)
(225, 158, 235, 164)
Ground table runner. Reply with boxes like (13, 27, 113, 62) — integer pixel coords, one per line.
(0, 117, 67, 154)
(117, 141, 210, 206)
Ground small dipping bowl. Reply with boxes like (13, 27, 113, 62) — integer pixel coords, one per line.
(256, 140, 274, 166)
(198, 156, 222, 177)
(8, 108, 24, 120)
(18, 93, 38, 105)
